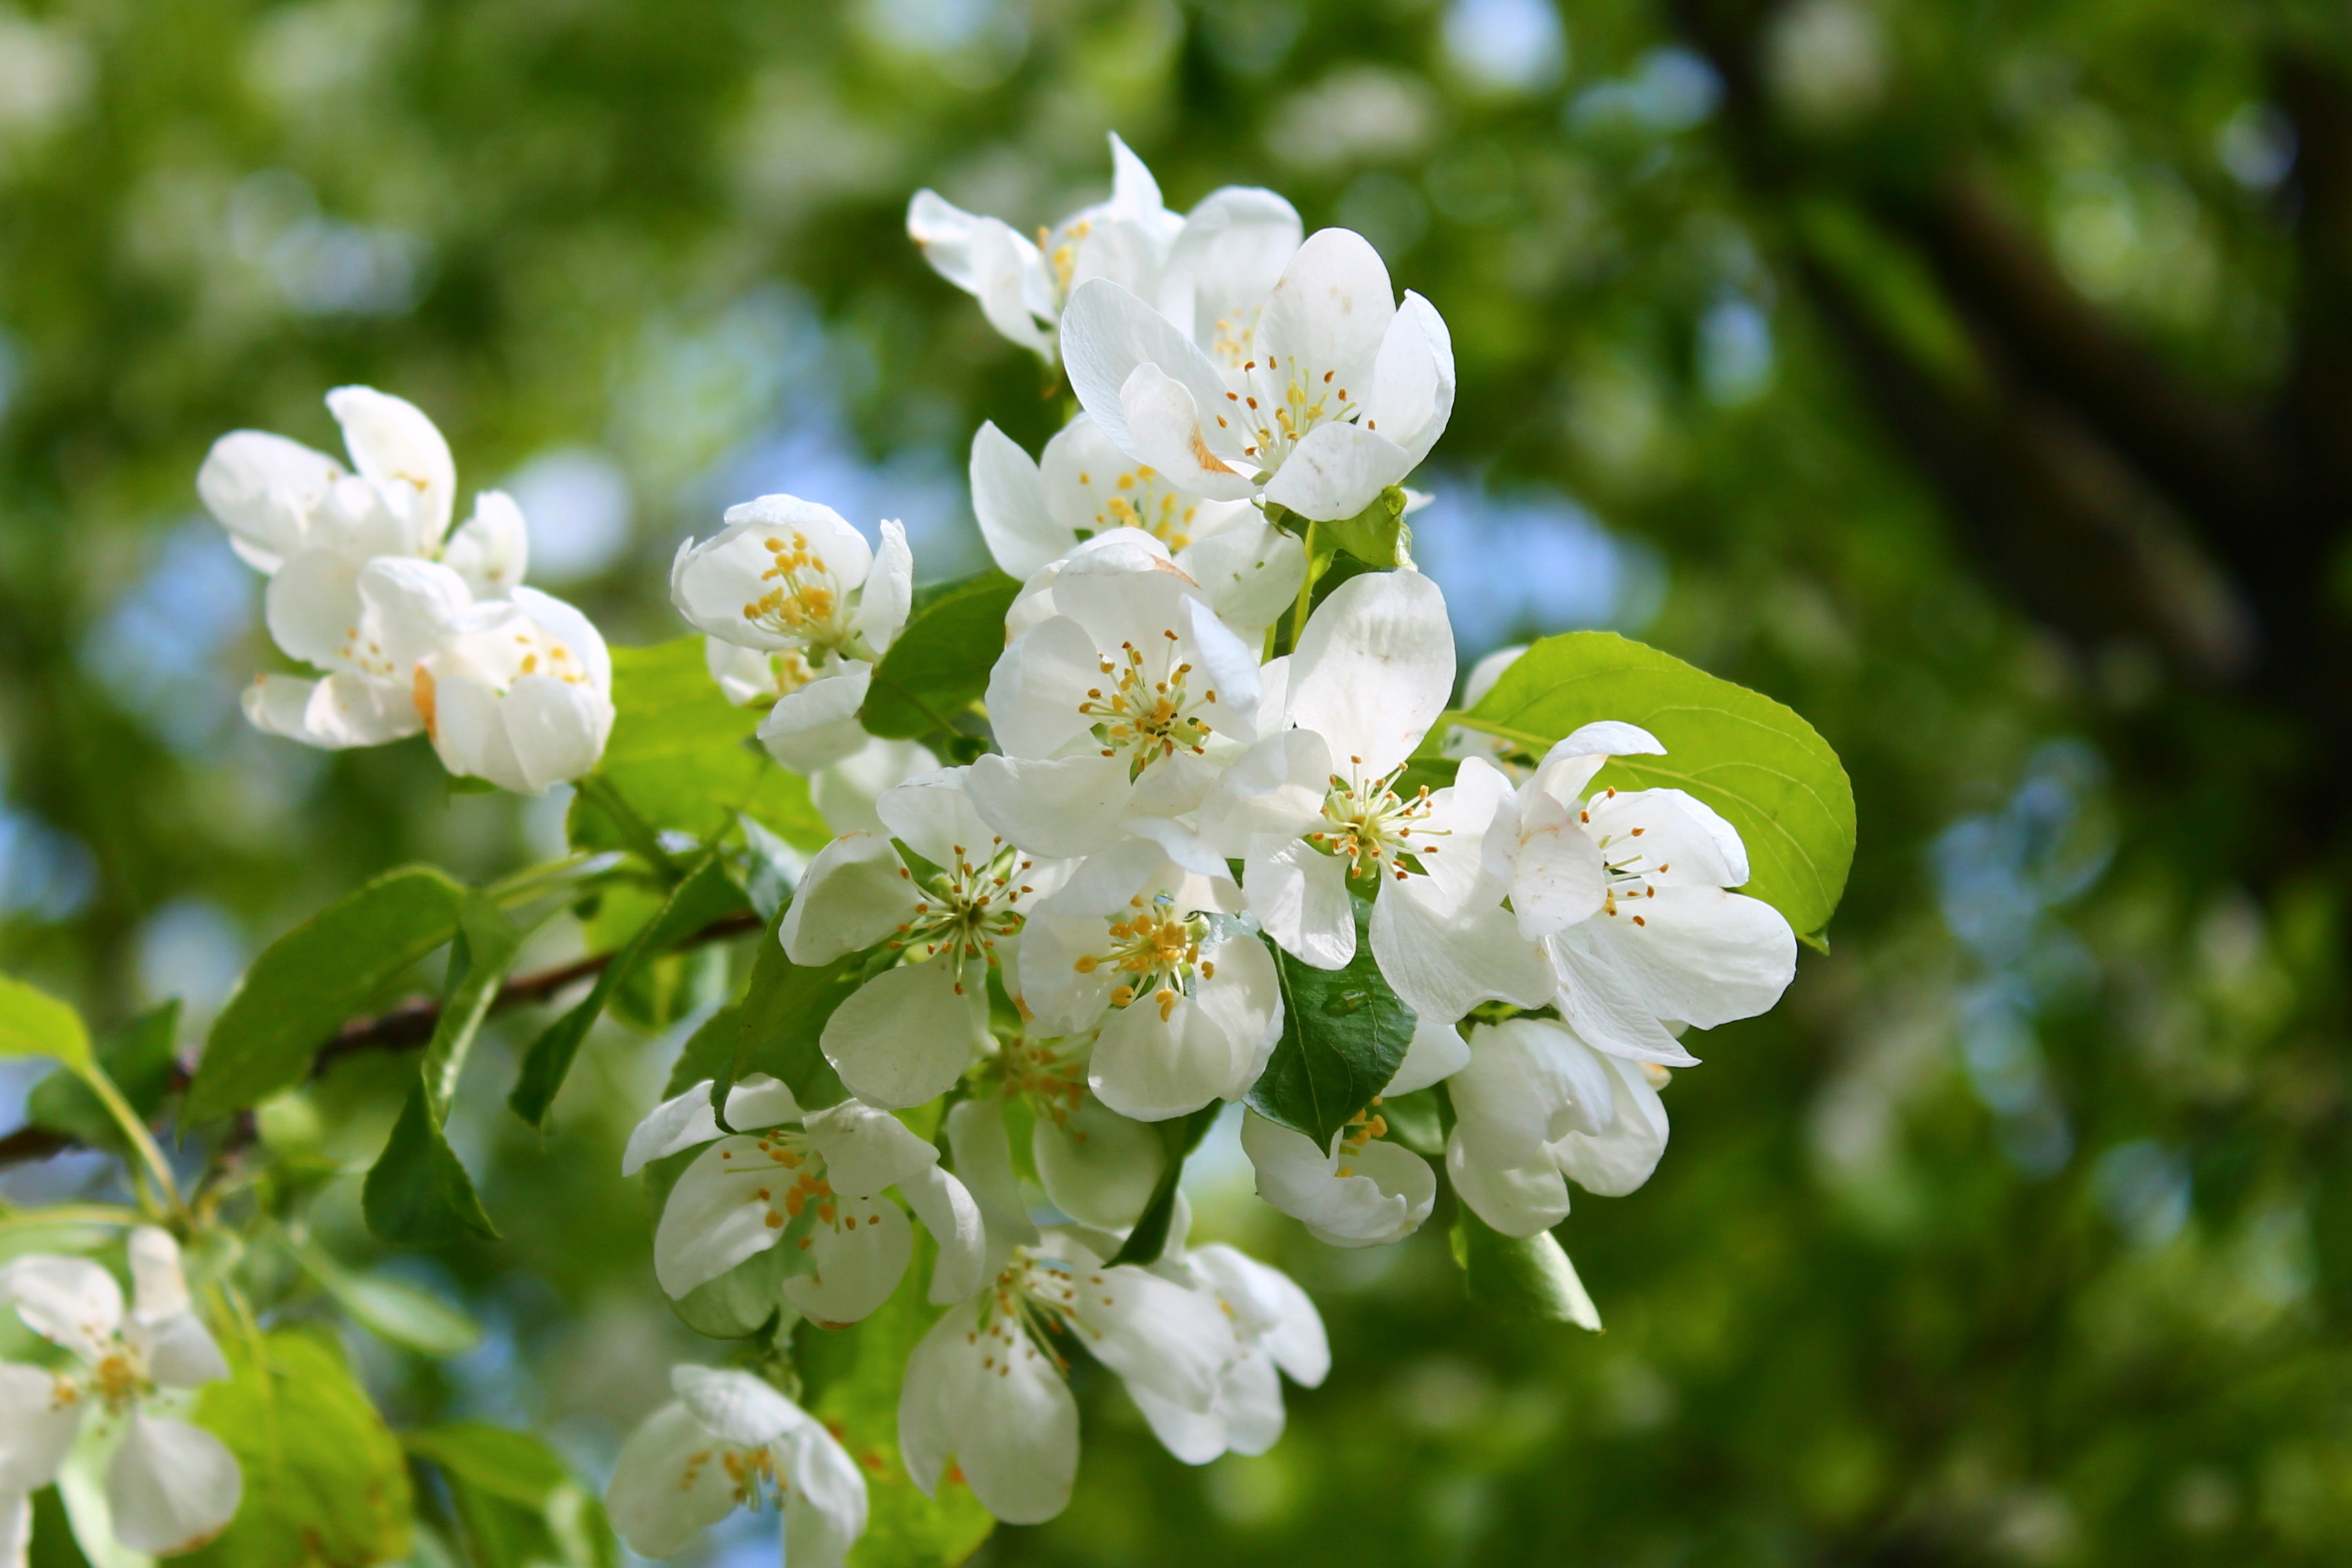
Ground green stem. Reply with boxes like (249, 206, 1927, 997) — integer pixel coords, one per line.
(0, 1203, 142, 1233)
(1281, 520, 1319, 658)
(83, 1064, 184, 1218)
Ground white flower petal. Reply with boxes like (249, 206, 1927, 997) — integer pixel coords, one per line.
(967, 217, 1056, 357)
(1155, 186, 1303, 350)
(772, 1415, 869, 1568)
(782, 1201, 912, 1326)
(1589, 886, 1797, 1031)
(0, 1362, 81, 1494)
(1251, 230, 1396, 408)
(1364, 290, 1455, 469)
(441, 490, 528, 598)
(1242, 836, 1356, 970)
(105, 1414, 241, 1556)
(983, 614, 1106, 760)
(1584, 786, 1750, 889)
(756, 667, 875, 774)
(1445, 1130, 1573, 1239)
(1385, 1014, 1471, 1097)
(1451, 1018, 1614, 1168)
(820, 956, 986, 1109)
(854, 521, 915, 654)
(780, 833, 919, 964)
(139, 1314, 229, 1391)
(965, 753, 1133, 861)
(1259, 421, 1414, 522)
(901, 1165, 988, 1304)
(1554, 1052, 1670, 1197)
(672, 1365, 799, 1446)
(1239, 1113, 1433, 1248)
(944, 1099, 1038, 1267)
(605, 1401, 742, 1558)
(1116, 364, 1259, 500)
(1197, 730, 1332, 858)
(1033, 1099, 1166, 1230)
(1062, 279, 1246, 469)
(327, 385, 455, 551)
(264, 549, 367, 671)
(197, 430, 343, 572)
(1506, 789, 1609, 938)
(804, 1100, 939, 1198)
(0, 1490, 25, 1568)
(1, 1256, 123, 1362)
(622, 1082, 726, 1177)
(493, 674, 614, 793)
(1179, 514, 1307, 639)
(873, 767, 998, 873)
(1367, 880, 1553, 1026)
(653, 1137, 790, 1298)
(899, 1302, 1078, 1525)
(1065, 1260, 1232, 1415)
(970, 422, 1069, 579)
(1544, 923, 1701, 1068)
(242, 672, 423, 749)
(1187, 1245, 1328, 1386)
(1286, 568, 1453, 777)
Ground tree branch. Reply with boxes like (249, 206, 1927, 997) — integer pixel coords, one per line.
(0, 910, 765, 1170)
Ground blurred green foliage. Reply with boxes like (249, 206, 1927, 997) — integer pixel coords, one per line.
(3, 0, 2350, 1563)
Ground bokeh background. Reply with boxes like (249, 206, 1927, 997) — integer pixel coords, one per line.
(5, 0, 2351, 1562)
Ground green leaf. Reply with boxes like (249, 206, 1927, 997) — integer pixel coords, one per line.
(186, 866, 470, 1124)
(800, 1236, 995, 1568)
(1310, 484, 1412, 570)
(1464, 630, 1857, 947)
(570, 638, 829, 853)
(365, 896, 521, 1244)
(28, 1002, 178, 1152)
(859, 569, 1020, 740)
(1244, 898, 1418, 1150)
(1106, 1103, 1223, 1266)
(1448, 1210, 1603, 1330)
(404, 1424, 618, 1568)
(0, 972, 92, 1073)
(1379, 1087, 1446, 1155)
(666, 1243, 787, 1340)
(292, 1241, 482, 1358)
(184, 1330, 414, 1568)
(708, 916, 864, 1116)
(508, 855, 750, 1128)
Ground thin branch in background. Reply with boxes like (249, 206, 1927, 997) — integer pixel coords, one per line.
(0, 910, 765, 1171)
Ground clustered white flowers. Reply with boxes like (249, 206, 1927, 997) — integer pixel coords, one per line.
(200, 387, 614, 794)
(185, 134, 1804, 1564)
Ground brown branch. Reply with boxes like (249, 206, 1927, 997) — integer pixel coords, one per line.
(0, 910, 765, 1170)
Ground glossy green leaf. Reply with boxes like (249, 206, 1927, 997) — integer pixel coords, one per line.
(184, 1330, 414, 1568)
(293, 1241, 482, 1358)
(570, 637, 828, 852)
(0, 972, 92, 1073)
(708, 916, 863, 1117)
(799, 1235, 995, 1568)
(1245, 899, 1418, 1150)
(27, 1001, 178, 1152)
(1448, 1211, 1603, 1331)
(405, 1423, 618, 1568)
(1106, 1103, 1223, 1266)
(1464, 630, 1857, 947)
(859, 569, 1020, 740)
(509, 855, 750, 1127)
(365, 896, 520, 1243)
(186, 866, 469, 1124)
(1312, 484, 1413, 570)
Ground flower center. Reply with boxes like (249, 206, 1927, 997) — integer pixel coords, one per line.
(1585, 788, 1665, 924)
(1040, 218, 1093, 299)
(891, 837, 1036, 992)
(974, 1248, 1122, 1373)
(89, 1349, 148, 1415)
(1309, 760, 1444, 882)
(1072, 893, 1211, 1022)
(1078, 634, 1219, 780)
(1074, 462, 1201, 551)
(996, 1035, 1091, 1126)
(1333, 1097, 1389, 1180)
(740, 531, 853, 652)
(682, 1441, 779, 1506)
(720, 1129, 837, 1235)
(1219, 353, 1365, 469)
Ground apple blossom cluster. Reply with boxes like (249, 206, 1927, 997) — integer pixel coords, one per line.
(198, 389, 614, 795)
(138, 136, 1821, 1568)
(589, 136, 1799, 1563)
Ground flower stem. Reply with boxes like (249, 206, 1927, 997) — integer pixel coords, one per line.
(1281, 520, 1319, 657)
(82, 1062, 184, 1218)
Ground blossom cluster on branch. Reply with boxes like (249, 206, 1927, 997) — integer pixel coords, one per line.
(0, 133, 1847, 1568)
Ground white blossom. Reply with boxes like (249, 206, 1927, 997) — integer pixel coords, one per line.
(412, 586, 614, 795)
(1135, 1223, 1328, 1463)
(0, 1229, 239, 1559)
(1197, 569, 1551, 1024)
(625, 1074, 985, 1324)
(1443, 1016, 1669, 1237)
(699, 640, 937, 836)
(968, 550, 1260, 863)
(670, 495, 913, 773)
(780, 769, 1067, 1108)
(1016, 840, 1281, 1122)
(1484, 725, 1799, 1065)
(1062, 228, 1455, 522)
(1239, 1108, 1435, 1248)
(897, 1236, 1232, 1525)
(909, 133, 1301, 367)
(605, 1365, 865, 1568)
(976, 1031, 1168, 1232)
(969, 414, 1304, 638)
